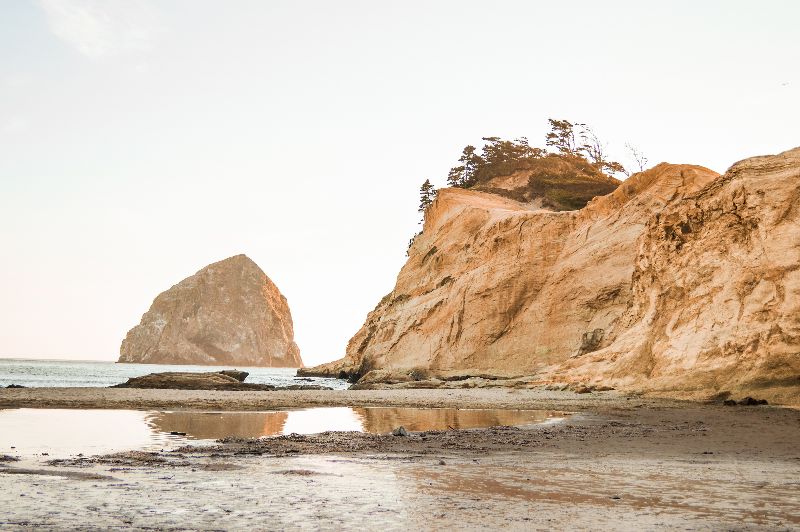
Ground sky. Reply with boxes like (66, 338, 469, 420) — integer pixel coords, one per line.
(1, 0, 798, 367)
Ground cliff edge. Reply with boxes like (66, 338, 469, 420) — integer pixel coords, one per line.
(304, 147, 800, 404)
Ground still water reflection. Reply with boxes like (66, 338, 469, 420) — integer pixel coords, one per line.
(0, 407, 566, 458)
(147, 407, 562, 439)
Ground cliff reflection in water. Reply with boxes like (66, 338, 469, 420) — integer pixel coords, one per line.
(146, 411, 289, 439)
(146, 407, 564, 440)
(352, 407, 558, 434)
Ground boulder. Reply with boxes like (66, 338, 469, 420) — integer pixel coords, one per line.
(391, 426, 409, 437)
(218, 370, 249, 382)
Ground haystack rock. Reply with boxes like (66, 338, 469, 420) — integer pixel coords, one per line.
(303, 148, 800, 404)
(119, 255, 302, 367)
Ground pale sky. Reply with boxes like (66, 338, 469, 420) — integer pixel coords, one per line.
(1, 0, 798, 367)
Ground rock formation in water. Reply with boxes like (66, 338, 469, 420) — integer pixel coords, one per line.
(112, 371, 329, 391)
(119, 255, 303, 367)
(303, 148, 800, 404)
(112, 371, 272, 390)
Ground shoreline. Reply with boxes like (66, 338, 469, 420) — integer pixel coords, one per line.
(0, 386, 686, 412)
(1, 388, 798, 529)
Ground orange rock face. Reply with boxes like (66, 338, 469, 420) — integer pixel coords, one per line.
(553, 148, 800, 404)
(119, 255, 302, 367)
(307, 148, 800, 403)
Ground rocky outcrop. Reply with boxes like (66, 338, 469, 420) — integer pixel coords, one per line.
(218, 370, 249, 382)
(551, 148, 800, 404)
(119, 255, 302, 367)
(112, 371, 274, 390)
(112, 371, 331, 390)
(304, 148, 800, 404)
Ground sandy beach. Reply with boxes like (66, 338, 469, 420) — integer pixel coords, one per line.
(0, 386, 662, 411)
(1, 387, 798, 530)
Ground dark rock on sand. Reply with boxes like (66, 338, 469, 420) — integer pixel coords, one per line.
(738, 397, 769, 406)
(218, 370, 249, 382)
(6, 384, 25, 389)
(112, 372, 276, 391)
(111, 371, 332, 391)
(392, 426, 409, 437)
(723, 397, 769, 406)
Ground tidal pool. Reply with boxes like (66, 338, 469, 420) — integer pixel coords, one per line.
(0, 407, 567, 459)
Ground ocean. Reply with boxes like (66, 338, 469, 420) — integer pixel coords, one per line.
(0, 358, 349, 389)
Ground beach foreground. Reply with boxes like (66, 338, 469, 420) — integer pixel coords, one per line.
(1, 388, 799, 530)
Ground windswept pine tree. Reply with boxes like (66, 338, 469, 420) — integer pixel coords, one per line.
(418, 179, 437, 222)
(436, 118, 630, 211)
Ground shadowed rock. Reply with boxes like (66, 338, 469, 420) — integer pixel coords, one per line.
(111, 371, 333, 391)
(218, 370, 249, 382)
(112, 372, 275, 391)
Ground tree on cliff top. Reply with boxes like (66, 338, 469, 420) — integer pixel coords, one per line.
(447, 137, 547, 188)
(418, 179, 436, 216)
(446, 145, 481, 188)
(445, 119, 628, 191)
(545, 119, 580, 155)
(577, 125, 626, 176)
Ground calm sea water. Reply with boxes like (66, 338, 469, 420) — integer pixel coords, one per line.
(0, 358, 349, 389)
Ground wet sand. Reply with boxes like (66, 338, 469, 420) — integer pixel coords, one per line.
(0, 385, 666, 411)
(1, 388, 799, 530)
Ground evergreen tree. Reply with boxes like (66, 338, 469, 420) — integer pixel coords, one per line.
(418, 179, 437, 220)
(447, 145, 481, 188)
(545, 119, 579, 155)
(578, 125, 626, 176)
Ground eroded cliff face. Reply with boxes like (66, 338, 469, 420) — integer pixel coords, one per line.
(119, 255, 302, 367)
(307, 148, 800, 403)
(552, 148, 800, 403)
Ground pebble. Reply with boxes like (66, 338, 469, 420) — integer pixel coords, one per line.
(391, 426, 409, 437)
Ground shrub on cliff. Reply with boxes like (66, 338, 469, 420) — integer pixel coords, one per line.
(441, 119, 626, 211)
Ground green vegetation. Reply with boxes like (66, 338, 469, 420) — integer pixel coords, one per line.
(410, 119, 644, 247)
(447, 119, 625, 190)
(446, 137, 547, 189)
(418, 179, 436, 219)
(415, 118, 638, 218)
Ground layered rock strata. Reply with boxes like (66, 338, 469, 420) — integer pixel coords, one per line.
(304, 148, 800, 404)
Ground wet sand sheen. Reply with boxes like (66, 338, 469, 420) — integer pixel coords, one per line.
(0, 390, 798, 529)
(0, 407, 565, 458)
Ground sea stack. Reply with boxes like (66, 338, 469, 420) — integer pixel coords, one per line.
(119, 254, 302, 367)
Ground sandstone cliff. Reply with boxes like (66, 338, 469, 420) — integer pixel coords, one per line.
(119, 255, 302, 367)
(304, 148, 800, 404)
(552, 148, 800, 404)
